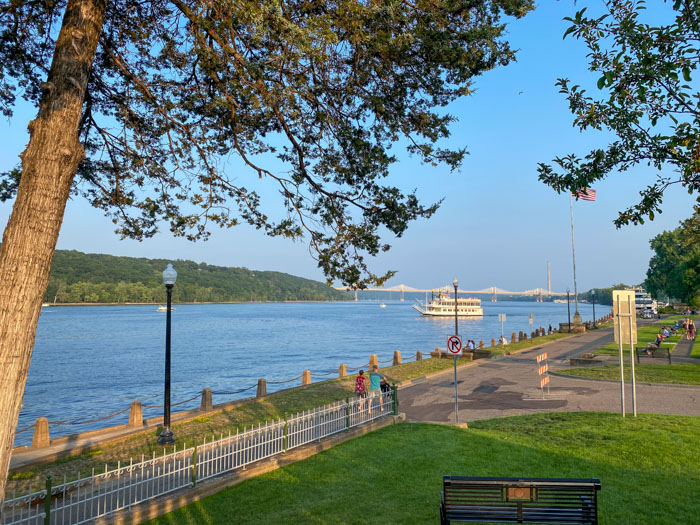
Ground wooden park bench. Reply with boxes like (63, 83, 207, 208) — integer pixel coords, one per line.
(635, 344, 672, 364)
(440, 475, 601, 524)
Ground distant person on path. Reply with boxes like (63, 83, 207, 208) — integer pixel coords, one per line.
(662, 327, 670, 339)
(689, 320, 697, 341)
(499, 335, 508, 346)
(467, 339, 475, 350)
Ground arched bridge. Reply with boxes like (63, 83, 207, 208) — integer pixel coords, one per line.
(334, 284, 567, 302)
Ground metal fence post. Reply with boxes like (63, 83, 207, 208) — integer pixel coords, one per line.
(345, 397, 350, 429)
(44, 476, 51, 525)
(283, 418, 288, 453)
(392, 385, 398, 415)
(191, 445, 197, 487)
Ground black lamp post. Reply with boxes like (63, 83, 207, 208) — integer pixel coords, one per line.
(567, 288, 572, 333)
(453, 278, 459, 337)
(592, 289, 596, 328)
(158, 263, 177, 445)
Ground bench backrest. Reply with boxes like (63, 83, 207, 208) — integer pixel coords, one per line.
(443, 476, 601, 524)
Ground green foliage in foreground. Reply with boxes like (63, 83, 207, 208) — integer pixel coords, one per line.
(43, 250, 347, 304)
(147, 413, 700, 525)
(558, 363, 700, 385)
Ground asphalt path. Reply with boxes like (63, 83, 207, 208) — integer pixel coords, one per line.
(398, 326, 700, 424)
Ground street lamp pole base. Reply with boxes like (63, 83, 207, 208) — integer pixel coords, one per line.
(158, 428, 175, 445)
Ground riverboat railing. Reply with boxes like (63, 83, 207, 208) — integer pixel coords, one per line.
(2, 390, 396, 525)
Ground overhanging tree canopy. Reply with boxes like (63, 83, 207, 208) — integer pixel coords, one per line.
(538, 0, 700, 226)
(0, 0, 534, 505)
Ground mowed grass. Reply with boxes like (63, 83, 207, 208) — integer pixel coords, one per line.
(146, 413, 700, 525)
(557, 363, 700, 385)
(595, 325, 681, 357)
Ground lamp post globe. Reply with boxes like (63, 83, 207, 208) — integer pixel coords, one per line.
(158, 264, 177, 445)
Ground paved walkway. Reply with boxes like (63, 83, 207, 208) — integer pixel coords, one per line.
(399, 325, 700, 424)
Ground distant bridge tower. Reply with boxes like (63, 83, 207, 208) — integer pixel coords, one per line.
(354, 289, 358, 302)
(400, 284, 405, 302)
(491, 286, 497, 302)
(547, 262, 551, 295)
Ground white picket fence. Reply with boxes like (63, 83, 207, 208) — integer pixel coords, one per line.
(2, 391, 394, 525)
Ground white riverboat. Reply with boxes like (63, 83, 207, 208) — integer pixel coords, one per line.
(413, 292, 483, 317)
(157, 305, 175, 312)
(633, 288, 658, 314)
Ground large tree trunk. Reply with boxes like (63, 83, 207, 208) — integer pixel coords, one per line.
(0, 0, 105, 507)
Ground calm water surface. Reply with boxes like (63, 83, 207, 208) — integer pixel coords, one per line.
(16, 300, 597, 446)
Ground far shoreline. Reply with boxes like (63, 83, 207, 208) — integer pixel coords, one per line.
(42, 300, 351, 307)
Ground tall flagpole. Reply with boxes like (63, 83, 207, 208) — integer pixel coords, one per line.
(569, 194, 580, 319)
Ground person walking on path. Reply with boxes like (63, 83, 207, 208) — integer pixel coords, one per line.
(368, 365, 395, 413)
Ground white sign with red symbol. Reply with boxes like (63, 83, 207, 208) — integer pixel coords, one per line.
(447, 335, 463, 355)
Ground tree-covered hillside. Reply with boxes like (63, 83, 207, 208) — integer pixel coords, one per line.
(44, 250, 348, 304)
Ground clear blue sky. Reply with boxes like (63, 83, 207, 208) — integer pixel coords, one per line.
(0, 1, 694, 293)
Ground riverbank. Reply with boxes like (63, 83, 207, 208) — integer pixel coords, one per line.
(7, 331, 573, 493)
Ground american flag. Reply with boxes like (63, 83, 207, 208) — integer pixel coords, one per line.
(572, 188, 596, 201)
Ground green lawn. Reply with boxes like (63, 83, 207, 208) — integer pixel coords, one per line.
(146, 413, 700, 525)
(595, 325, 680, 357)
(557, 363, 700, 385)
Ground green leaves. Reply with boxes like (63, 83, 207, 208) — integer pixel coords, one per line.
(539, 0, 700, 228)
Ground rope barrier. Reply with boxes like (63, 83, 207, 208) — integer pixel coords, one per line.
(48, 406, 131, 426)
(211, 384, 258, 395)
(14, 423, 35, 434)
(346, 363, 369, 371)
(267, 375, 303, 385)
(378, 358, 393, 364)
(143, 393, 201, 409)
(310, 371, 335, 377)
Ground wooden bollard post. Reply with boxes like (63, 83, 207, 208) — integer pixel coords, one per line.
(256, 379, 267, 397)
(393, 350, 402, 366)
(369, 354, 378, 369)
(200, 389, 213, 411)
(339, 364, 347, 378)
(302, 370, 311, 385)
(32, 417, 50, 449)
(416, 350, 422, 361)
(524, 332, 528, 340)
(478, 340, 484, 349)
(129, 401, 143, 427)
(518, 331, 523, 341)
(511, 333, 517, 343)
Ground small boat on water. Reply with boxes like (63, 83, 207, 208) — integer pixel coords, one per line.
(379, 303, 387, 308)
(157, 305, 175, 312)
(41, 303, 51, 307)
(413, 291, 483, 317)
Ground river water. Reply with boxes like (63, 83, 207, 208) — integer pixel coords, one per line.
(15, 300, 598, 446)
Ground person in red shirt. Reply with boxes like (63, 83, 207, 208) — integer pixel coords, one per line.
(355, 370, 367, 399)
